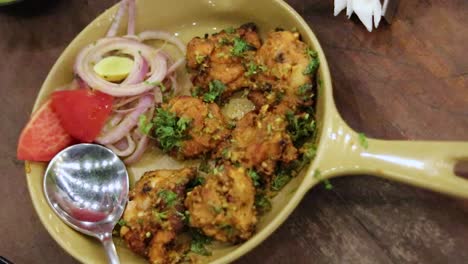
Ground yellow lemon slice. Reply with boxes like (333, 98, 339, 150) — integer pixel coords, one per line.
(93, 56, 134, 82)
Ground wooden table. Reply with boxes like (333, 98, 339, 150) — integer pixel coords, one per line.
(1, 0, 467, 263)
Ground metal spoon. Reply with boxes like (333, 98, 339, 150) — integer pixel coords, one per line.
(43, 143, 129, 264)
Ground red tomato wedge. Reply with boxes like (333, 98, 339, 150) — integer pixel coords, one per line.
(17, 100, 74, 162)
(51, 90, 113, 142)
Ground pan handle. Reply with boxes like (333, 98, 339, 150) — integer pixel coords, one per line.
(310, 112, 468, 198)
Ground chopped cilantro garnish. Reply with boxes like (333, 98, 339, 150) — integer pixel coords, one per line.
(298, 83, 313, 100)
(324, 179, 334, 190)
(303, 142, 317, 160)
(212, 165, 224, 175)
(286, 111, 316, 146)
(158, 189, 178, 207)
(211, 205, 223, 214)
(153, 210, 168, 220)
(248, 169, 261, 187)
(138, 114, 153, 135)
(117, 219, 127, 226)
(225, 26, 236, 34)
(358, 133, 369, 149)
(191, 86, 203, 97)
(152, 108, 191, 152)
(314, 169, 333, 190)
(303, 47, 320, 75)
(244, 61, 266, 77)
(231, 37, 253, 57)
(203, 80, 225, 103)
(255, 194, 272, 214)
(190, 229, 212, 256)
(195, 53, 206, 64)
(271, 171, 291, 191)
(219, 37, 230, 45)
(144, 81, 167, 92)
(221, 148, 230, 158)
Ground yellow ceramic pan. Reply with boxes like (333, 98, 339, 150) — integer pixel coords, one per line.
(25, 0, 468, 263)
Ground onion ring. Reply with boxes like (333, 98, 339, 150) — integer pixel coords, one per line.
(74, 37, 167, 97)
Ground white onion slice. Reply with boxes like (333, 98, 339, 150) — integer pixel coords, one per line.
(138, 30, 186, 55)
(127, 0, 136, 36)
(107, 0, 128, 37)
(107, 134, 136, 156)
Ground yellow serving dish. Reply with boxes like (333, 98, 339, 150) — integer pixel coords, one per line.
(25, 0, 468, 263)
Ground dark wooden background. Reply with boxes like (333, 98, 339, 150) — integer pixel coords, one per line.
(1, 0, 467, 263)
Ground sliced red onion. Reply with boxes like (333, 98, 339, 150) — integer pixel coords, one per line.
(74, 37, 167, 97)
(127, 0, 136, 36)
(109, 113, 124, 126)
(107, 134, 136, 157)
(107, 0, 128, 37)
(138, 30, 186, 55)
(124, 135, 148, 164)
(95, 94, 153, 144)
(121, 56, 148, 85)
(114, 106, 148, 114)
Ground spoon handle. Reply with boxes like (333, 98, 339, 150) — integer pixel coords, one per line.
(101, 233, 120, 264)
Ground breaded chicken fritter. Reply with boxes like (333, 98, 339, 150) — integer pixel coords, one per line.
(120, 168, 196, 264)
(216, 105, 298, 179)
(156, 96, 229, 159)
(254, 30, 317, 110)
(186, 23, 262, 98)
(185, 165, 257, 243)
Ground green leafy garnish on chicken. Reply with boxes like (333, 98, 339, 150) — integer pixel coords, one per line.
(303, 47, 320, 75)
(231, 37, 254, 57)
(152, 108, 191, 152)
(203, 80, 226, 103)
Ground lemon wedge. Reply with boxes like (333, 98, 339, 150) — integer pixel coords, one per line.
(93, 56, 134, 82)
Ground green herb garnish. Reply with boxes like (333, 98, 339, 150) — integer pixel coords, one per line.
(231, 37, 253, 57)
(303, 47, 320, 75)
(225, 26, 236, 34)
(190, 229, 212, 256)
(138, 114, 154, 135)
(117, 219, 127, 226)
(152, 108, 191, 152)
(271, 171, 291, 191)
(286, 111, 316, 146)
(247, 169, 261, 187)
(203, 80, 226, 103)
(358, 133, 368, 149)
(255, 194, 272, 214)
(153, 210, 168, 220)
(244, 61, 266, 77)
(298, 83, 313, 100)
(314, 169, 333, 190)
(195, 53, 206, 64)
(219, 37, 230, 45)
(158, 189, 178, 207)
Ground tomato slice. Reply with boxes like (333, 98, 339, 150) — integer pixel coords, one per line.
(51, 90, 113, 142)
(17, 100, 74, 162)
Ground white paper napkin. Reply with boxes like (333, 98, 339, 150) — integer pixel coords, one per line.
(335, 0, 388, 32)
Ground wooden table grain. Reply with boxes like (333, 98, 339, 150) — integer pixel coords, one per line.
(1, 0, 467, 263)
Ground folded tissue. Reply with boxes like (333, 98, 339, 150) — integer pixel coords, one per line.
(334, 0, 392, 32)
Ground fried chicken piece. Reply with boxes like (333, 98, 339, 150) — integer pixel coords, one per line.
(186, 23, 262, 97)
(120, 168, 196, 264)
(161, 96, 229, 159)
(254, 30, 316, 110)
(216, 105, 298, 179)
(185, 165, 257, 243)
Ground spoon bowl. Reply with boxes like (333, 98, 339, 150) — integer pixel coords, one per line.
(43, 143, 129, 264)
